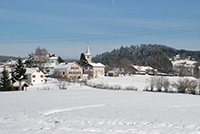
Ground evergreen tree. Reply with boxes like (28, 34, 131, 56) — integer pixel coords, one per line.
(58, 56, 64, 63)
(0, 68, 13, 91)
(25, 53, 35, 68)
(11, 58, 27, 91)
(80, 53, 88, 66)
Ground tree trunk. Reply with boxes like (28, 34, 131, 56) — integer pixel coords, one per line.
(18, 81, 22, 91)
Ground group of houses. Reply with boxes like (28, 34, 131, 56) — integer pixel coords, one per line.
(54, 46, 105, 80)
(0, 46, 105, 89)
(1, 47, 199, 90)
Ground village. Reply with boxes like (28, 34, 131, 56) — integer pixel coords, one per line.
(0, 45, 199, 93)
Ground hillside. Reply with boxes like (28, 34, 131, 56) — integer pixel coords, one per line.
(0, 55, 19, 62)
(93, 44, 200, 73)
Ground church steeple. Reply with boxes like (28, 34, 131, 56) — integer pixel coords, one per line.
(85, 44, 92, 63)
(85, 45, 91, 55)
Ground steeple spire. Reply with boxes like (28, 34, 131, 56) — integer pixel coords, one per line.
(86, 44, 91, 55)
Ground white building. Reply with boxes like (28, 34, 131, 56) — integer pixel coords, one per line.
(83, 45, 105, 78)
(26, 68, 45, 85)
(44, 54, 59, 74)
(54, 62, 83, 80)
(132, 65, 154, 74)
(84, 62, 105, 78)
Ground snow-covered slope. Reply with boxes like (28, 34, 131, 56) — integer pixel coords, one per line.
(88, 75, 196, 91)
(0, 81, 200, 134)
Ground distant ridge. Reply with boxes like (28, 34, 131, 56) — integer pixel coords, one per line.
(92, 44, 200, 73)
(0, 55, 19, 62)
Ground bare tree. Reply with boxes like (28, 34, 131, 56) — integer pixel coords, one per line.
(187, 80, 198, 95)
(155, 77, 164, 92)
(56, 74, 68, 90)
(163, 78, 170, 92)
(173, 78, 190, 93)
(148, 77, 156, 91)
(199, 80, 200, 95)
(34, 46, 49, 71)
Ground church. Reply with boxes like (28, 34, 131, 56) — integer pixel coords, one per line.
(83, 46, 105, 78)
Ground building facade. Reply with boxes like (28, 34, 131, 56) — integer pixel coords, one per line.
(54, 62, 83, 80)
(26, 68, 45, 85)
(83, 45, 105, 78)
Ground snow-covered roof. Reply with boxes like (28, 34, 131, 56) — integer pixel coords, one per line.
(132, 65, 153, 72)
(108, 67, 120, 73)
(172, 59, 197, 67)
(26, 68, 37, 74)
(13, 81, 29, 87)
(26, 68, 44, 74)
(48, 57, 58, 60)
(54, 62, 76, 69)
(44, 63, 57, 68)
(6, 60, 17, 65)
(89, 62, 105, 67)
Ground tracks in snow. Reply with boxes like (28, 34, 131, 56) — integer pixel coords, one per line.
(42, 104, 106, 116)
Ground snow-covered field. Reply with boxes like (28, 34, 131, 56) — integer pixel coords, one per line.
(1, 76, 200, 134)
(88, 75, 197, 91)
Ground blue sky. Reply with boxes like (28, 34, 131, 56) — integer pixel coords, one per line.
(0, 0, 200, 58)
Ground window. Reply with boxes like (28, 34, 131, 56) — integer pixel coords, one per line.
(33, 80, 35, 82)
(40, 75, 44, 78)
(32, 75, 36, 78)
(63, 72, 65, 75)
(41, 80, 43, 82)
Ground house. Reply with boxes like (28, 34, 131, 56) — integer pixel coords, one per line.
(54, 62, 83, 80)
(108, 67, 122, 77)
(43, 54, 58, 74)
(132, 65, 154, 75)
(84, 62, 105, 78)
(13, 81, 29, 91)
(83, 45, 105, 78)
(4, 59, 17, 68)
(26, 68, 46, 85)
(172, 60, 198, 77)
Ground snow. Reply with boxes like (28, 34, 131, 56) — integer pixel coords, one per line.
(132, 65, 153, 72)
(89, 62, 105, 67)
(0, 76, 200, 134)
(26, 68, 38, 74)
(54, 62, 75, 69)
(172, 59, 197, 67)
(88, 75, 196, 91)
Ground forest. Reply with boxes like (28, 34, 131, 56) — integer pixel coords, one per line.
(93, 44, 200, 73)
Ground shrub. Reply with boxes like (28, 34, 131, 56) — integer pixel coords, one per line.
(163, 78, 170, 92)
(187, 80, 198, 95)
(199, 80, 200, 95)
(112, 84, 122, 90)
(173, 78, 190, 93)
(148, 77, 156, 91)
(155, 77, 164, 92)
(126, 86, 138, 91)
(103, 83, 110, 89)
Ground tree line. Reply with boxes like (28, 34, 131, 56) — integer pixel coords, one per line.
(93, 44, 200, 74)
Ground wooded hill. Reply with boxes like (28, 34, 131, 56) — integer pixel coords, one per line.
(92, 44, 200, 73)
(0, 55, 18, 63)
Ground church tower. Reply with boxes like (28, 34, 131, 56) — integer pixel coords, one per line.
(85, 45, 92, 63)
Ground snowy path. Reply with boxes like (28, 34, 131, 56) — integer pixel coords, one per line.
(0, 85, 200, 134)
(42, 104, 106, 116)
